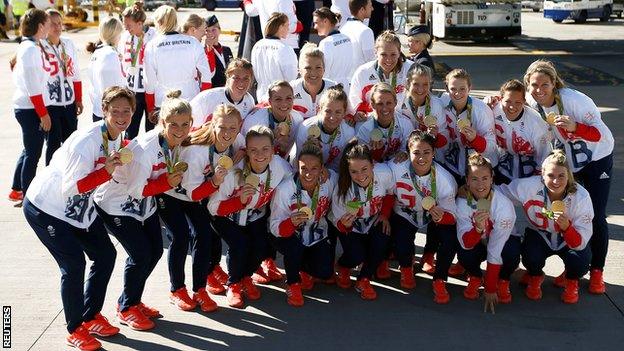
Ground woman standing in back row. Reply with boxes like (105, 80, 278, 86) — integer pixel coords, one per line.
(9, 9, 51, 203)
(119, 2, 157, 138)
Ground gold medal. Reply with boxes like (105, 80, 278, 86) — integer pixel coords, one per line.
(457, 118, 471, 130)
(217, 155, 233, 170)
(551, 200, 565, 214)
(370, 128, 384, 142)
(423, 115, 437, 128)
(245, 174, 260, 188)
(173, 161, 188, 173)
(277, 122, 290, 136)
(421, 196, 436, 211)
(299, 206, 313, 219)
(118, 148, 133, 164)
(307, 125, 321, 139)
(546, 112, 557, 126)
(477, 198, 491, 212)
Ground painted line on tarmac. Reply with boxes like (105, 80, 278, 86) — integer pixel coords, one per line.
(434, 50, 570, 57)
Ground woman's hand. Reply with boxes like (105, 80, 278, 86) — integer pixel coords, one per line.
(167, 171, 183, 188)
(104, 151, 123, 174)
(429, 205, 444, 223)
(473, 211, 490, 233)
(239, 183, 257, 204)
(484, 292, 498, 314)
(211, 165, 228, 186)
(374, 216, 391, 235)
(40, 114, 52, 132)
(460, 125, 478, 142)
(393, 151, 408, 163)
(339, 212, 357, 228)
(554, 212, 571, 232)
(555, 115, 577, 133)
(290, 210, 310, 227)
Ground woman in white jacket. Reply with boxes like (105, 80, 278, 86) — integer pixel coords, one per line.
(144, 5, 211, 121)
(9, 8, 51, 203)
(87, 17, 125, 122)
(251, 12, 298, 102)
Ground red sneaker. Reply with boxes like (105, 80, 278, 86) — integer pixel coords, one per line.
(315, 274, 336, 285)
(66, 326, 102, 351)
(137, 302, 161, 319)
(554, 270, 567, 288)
(8, 189, 23, 202)
(497, 280, 512, 304)
(206, 272, 226, 295)
(420, 252, 435, 274)
(193, 288, 218, 312)
(169, 287, 197, 311)
(252, 268, 270, 284)
(213, 265, 229, 285)
(400, 266, 416, 289)
(463, 276, 482, 300)
(526, 274, 544, 300)
(262, 258, 283, 281)
(82, 313, 119, 337)
(562, 279, 579, 304)
(432, 279, 450, 304)
(589, 269, 606, 294)
(242, 276, 261, 300)
(336, 266, 352, 289)
(226, 283, 244, 308)
(355, 278, 377, 300)
(300, 272, 314, 290)
(117, 306, 155, 331)
(286, 283, 304, 307)
(448, 263, 465, 277)
(376, 260, 391, 280)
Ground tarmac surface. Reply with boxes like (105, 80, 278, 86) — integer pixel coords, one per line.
(0, 8, 623, 351)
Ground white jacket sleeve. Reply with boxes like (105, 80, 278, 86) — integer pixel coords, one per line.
(143, 42, 156, 94)
(195, 40, 213, 85)
(100, 51, 125, 89)
(361, 29, 375, 63)
(61, 142, 100, 199)
(269, 181, 295, 237)
(280, 46, 299, 83)
(22, 46, 45, 97)
(487, 199, 516, 265)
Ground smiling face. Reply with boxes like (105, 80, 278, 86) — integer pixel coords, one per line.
(372, 91, 396, 127)
(246, 135, 273, 172)
(123, 16, 143, 36)
(226, 68, 253, 100)
(162, 113, 192, 147)
(407, 36, 425, 55)
(104, 97, 133, 137)
(205, 24, 221, 46)
(542, 162, 569, 199)
(213, 114, 241, 148)
(501, 89, 525, 120)
(409, 74, 431, 104)
(320, 100, 346, 133)
(298, 154, 322, 190)
(466, 165, 493, 200)
(528, 72, 555, 106)
(48, 15, 63, 42)
(447, 77, 471, 108)
(376, 42, 400, 74)
(409, 140, 434, 176)
(268, 86, 294, 120)
(301, 56, 324, 86)
(349, 158, 374, 188)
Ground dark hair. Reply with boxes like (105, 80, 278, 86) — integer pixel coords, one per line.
(407, 130, 436, 152)
(499, 79, 526, 97)
(298, 140, 324, 164)
(20, 8, 48, 38)
(313, 7, 341, 26)
(268, 80, 293, 99)
(122, 1, 147, 23)
(265, 12, 289, 37)
(349, 0, 370, 16)
(337, 138, 373, 200)
(102, 86, 137, 113)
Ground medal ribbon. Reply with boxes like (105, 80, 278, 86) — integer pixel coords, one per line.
(409, 162, 436, 199)
(296, 176, 320, 218)
(376, 63, 397, 89)
(408, 95, 431, 128)
(129, 34, 143, 68)
(101, 123, 122, 155)
(159, 135, 180, 173)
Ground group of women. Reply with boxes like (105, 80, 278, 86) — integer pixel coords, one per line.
(10, 4, 614, 351)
